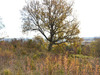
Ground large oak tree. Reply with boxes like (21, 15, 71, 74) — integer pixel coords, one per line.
(22, 0, 80, 51)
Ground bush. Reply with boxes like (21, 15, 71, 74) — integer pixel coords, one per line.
(2, 69, 12, 75)
(52, 43, 68, 53)
(90, 39, 100, 57)
(77, 47, 82, 54)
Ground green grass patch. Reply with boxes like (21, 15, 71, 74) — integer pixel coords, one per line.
(69, 54, 93, 59)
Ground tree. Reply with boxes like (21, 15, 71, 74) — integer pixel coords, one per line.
(0, 17, 5, 39)
(22, 0, 80, 51)
(0, 17, 4, 30)
(90, 39, 100, 57)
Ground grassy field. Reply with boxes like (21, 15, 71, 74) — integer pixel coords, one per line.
(0, 50, 100, 75)
(0, 38, 100, 75)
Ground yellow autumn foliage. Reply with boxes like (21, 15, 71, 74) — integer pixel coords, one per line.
(52, 42, 68, 53)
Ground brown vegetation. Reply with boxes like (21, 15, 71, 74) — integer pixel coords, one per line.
(0, 36, 100, 75)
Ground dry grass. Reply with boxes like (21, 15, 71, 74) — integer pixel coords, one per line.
(0, 52, 100, 75)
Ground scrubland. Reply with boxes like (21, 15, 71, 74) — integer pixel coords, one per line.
(0, 36, 100, 75)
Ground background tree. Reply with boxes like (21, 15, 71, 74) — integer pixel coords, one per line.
(22, 0, 80, 51)
(0, 17, 5, 39)
(0, 17, 4, 30)
(90, 39, 100, 57)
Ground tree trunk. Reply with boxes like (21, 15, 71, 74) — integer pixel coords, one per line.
(48, 42, 53, 51)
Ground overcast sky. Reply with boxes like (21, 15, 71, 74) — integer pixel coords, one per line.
(0, 0, 100, 38)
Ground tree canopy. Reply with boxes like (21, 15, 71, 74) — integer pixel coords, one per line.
(22, 0, 80, 51)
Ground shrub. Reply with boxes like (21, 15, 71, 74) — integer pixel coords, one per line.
(77, 47, 82, 54)
(52, 43, 68, 53)
(2, 69, 12, 75)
